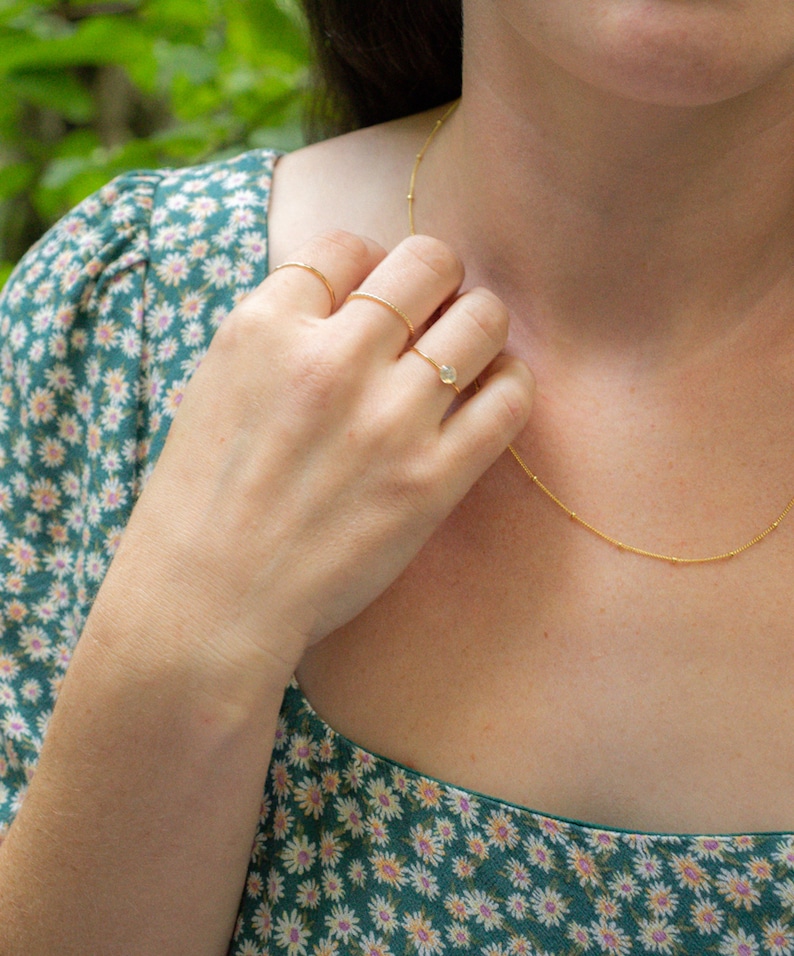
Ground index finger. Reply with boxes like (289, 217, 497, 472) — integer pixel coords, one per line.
(261, 230, 388, 318)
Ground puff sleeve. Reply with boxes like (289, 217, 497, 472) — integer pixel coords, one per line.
(0, 151, 276, 839)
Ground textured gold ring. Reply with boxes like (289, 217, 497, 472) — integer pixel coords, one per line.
(271, 261, 336, 312)
(345, 291, 415, 336)
(409, 347, 461, 395)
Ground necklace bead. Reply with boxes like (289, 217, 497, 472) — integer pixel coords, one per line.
(407, 101, 794, 564)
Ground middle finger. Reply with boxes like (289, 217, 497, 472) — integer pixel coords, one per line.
(335, 234, 465, 354)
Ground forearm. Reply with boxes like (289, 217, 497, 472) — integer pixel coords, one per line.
(0, 583, 291, 956)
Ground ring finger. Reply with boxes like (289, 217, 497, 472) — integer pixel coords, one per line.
(396, 285, 510, 419)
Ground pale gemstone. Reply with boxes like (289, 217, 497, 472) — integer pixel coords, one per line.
(439, 365, 457, 385)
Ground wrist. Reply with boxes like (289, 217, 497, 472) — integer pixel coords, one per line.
(81, 572, 299, 736)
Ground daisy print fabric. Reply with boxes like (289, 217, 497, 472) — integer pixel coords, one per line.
(232, 680, 794, 956)
(0, 147, 793, 956)
(0, 150, 275, 832)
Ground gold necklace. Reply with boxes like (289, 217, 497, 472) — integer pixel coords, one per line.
(407, 101, 794, 564)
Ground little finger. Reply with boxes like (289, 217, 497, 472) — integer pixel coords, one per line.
(439, 354, 535, 495)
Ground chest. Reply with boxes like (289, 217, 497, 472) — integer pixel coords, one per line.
(298, 445, 794, 835)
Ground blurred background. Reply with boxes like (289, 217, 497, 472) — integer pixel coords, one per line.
(0, 0, 310, 286)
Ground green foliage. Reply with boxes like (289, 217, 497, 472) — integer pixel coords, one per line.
(0, 0, 310, 278)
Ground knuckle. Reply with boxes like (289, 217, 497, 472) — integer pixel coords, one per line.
(282, 342, 346, 413)
(399, 234, 464, 285)
(307, 229, 379, 270)
(494, 377, 534, 436)
(390, 451, 443, 514)
(213, 301, 266, 352)
(361, 396, 402, 440)
(456, 287, 510, 349)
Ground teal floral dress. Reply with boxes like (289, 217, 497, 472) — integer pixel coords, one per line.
(0, 150, 793, 955)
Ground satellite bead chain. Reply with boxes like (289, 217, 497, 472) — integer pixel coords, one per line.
(407, 100, 794, 564)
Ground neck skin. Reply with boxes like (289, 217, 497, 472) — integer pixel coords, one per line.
(422, 6, 794, 377)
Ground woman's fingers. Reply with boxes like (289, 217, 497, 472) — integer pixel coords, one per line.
(260, 230, 388, 317)
(253, 231, 465, 361)
(336, 234, 465, 352)
(395, 285, 510, 419)
(134, 227, 534, 663)
(440, 352, 535, 493)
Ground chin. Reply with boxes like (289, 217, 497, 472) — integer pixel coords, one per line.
(483, 0, 794, 109)
(585, 57, 784, 110)
(575, 3, 794, 106)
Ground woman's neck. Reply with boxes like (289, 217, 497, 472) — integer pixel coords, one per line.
(420, 18, 794, 373)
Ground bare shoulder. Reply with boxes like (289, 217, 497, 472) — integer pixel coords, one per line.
(267, 109, 442, 267)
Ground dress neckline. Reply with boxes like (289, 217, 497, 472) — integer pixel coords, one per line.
(288, 678, 794, 842)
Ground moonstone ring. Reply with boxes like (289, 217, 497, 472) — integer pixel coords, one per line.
(409, 347, 461, 396)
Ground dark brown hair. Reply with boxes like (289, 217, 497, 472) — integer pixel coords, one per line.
(299, 0, 462, 139)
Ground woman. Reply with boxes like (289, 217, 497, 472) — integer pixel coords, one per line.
(2, 1, 794, 952)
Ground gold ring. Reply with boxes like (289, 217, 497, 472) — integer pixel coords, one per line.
(271, 261, 336, 312)
(409, 347, 461, 395)
(345, 292, 415, 336)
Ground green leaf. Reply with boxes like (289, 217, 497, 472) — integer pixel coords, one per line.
(248, 118, 304, 152)
(38, 154, 94, 191)
(227, 0, 307, 62)
(0, 0, 312, 270)
(154, 40, 218, 87)
(0, 161, 33, 200)
(140, 0, 215, 34)
(0, 260, 14, 291)
(7, 69, 94, 123)
(52, 129, 102, 159)
(34, 162, 111, 220)
(0, 17, 155, 73)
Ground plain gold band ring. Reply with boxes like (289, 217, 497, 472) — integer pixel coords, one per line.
(409, 346, 461, 396)
(345, 291, 415, 336)
(271, 261, 336, 312)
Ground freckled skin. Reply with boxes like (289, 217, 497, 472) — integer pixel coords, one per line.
(274, 0, 794, 837)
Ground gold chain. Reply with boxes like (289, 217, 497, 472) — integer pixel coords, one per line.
(407, 101, 794, 564)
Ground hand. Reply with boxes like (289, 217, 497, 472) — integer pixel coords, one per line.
(1, 232, 534, 954)
(97, 230, 534, 686)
